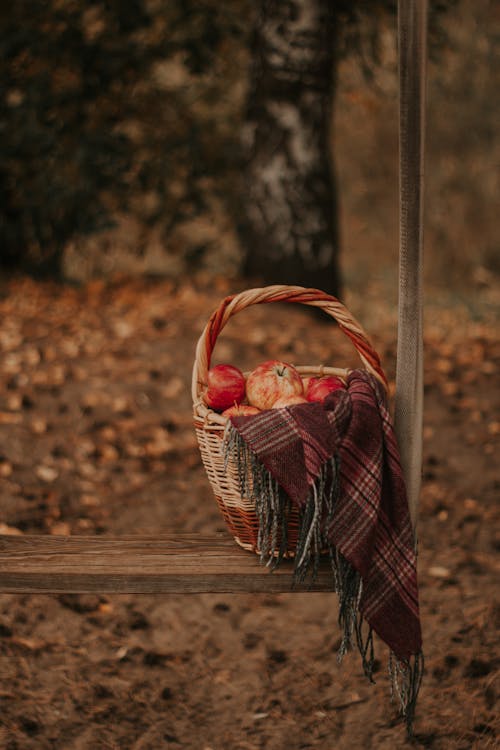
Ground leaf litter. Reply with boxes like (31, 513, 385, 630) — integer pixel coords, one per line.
(0, 274, 498, 748)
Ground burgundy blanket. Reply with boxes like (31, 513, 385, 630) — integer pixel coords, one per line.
(226, 369, 423, 731)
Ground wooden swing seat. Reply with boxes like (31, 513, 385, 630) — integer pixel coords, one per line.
(0, 532, 333, 594)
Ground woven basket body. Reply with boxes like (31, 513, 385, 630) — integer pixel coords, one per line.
(192, 285, 387, 555)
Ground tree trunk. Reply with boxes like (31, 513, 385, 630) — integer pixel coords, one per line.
(238, 0, 340, 296)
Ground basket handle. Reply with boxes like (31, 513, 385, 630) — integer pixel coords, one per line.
(192, 284, 388, 403)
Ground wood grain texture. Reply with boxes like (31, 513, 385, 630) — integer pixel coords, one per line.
(0, 534, 335, 594)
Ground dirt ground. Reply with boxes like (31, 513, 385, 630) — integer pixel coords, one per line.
(0, 274, 498, 749)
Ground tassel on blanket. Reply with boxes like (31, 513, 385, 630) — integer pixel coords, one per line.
(390, 650, 425, 737)
(294, 454, 339, 584)
(224, 425, 373, 669)
(223, 420, 423, 738)
(224, 423, 340, 577)
(224, 424, 370, 656)
(223, 423, 290, 568)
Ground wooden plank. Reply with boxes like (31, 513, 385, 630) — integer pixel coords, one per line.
(0, 534, 334, 594)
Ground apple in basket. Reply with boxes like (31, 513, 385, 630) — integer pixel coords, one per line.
(306, 375, 345, 403)
(273, 394, 308, 408)
(222, 403, 261, 417)
(203, 364, 246, 412)
(246, 360, 304, 410)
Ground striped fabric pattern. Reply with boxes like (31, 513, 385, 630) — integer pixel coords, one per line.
(230, 370, 422, 660)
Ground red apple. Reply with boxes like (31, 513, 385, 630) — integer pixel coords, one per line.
(222, 404, 261, 418)
(246, 360, 304, 410)
(306, 375, 345, 403)
(272, 394, 308, 409)
(203, 364, 246, 412)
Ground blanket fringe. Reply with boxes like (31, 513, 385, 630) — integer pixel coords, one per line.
(390, 650, 425, 738)
(223, 424, 423, 738)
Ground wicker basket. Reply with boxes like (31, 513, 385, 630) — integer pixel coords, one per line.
(192, 285, 387, 555)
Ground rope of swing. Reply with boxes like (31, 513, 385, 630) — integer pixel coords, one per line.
(395, 0, 428, 532)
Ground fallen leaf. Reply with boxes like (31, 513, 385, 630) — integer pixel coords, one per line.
(428, 566, 451, 579)
(49, 522, 71, 535)
(0, 412, 22, 425)
(10, 636, 48, 651)
(35, 465, 59, 483)
(0, 461, 13, 478)
(464, 498, 477, 509)
(213, 669, 232, 685)
(30, 417, 47, 434)
(0, 523, 23, 536)
(162, 376, 185, 399)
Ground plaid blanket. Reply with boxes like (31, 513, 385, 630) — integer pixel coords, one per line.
(224, 369, 423, 733)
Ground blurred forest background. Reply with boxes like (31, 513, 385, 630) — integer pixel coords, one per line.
(1, 0, 498, 293)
